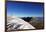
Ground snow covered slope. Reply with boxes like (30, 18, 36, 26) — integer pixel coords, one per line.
(7, 16, 35, 31)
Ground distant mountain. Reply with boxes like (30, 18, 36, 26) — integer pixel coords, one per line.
(20, 17, 32, 22)
(19, 17, 43, 22)
(35, 17, 43, 20)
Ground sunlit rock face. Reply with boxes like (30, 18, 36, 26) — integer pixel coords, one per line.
(7, 16, 35, 32)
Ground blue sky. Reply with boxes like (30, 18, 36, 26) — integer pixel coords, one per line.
(7, 2, 44, 17)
